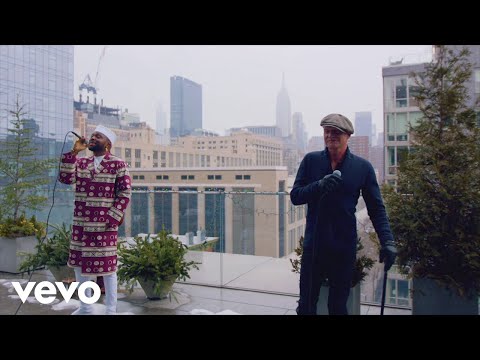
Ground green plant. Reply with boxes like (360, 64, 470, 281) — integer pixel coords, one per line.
(383, 45, 480, 297)
(18, 223, 71, 272)
(0, 97, 55, 237)
(117, 229, 200, 295)
(0, 213, 44, 238)
(290, 236, 374, 287)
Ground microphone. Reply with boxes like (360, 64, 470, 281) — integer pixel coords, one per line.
(71, 131, 87, 144)
(333, 170, 342, 177)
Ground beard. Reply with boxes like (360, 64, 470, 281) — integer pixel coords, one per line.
(88, 143, 103, 152)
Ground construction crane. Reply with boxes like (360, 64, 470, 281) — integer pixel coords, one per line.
(79, 45, 108, 96)
(94, 45, 108, 92)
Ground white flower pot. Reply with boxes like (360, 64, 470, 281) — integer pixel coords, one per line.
(0, 235, 38, 273)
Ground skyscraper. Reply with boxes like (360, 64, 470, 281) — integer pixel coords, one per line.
(354, 111, 372, 145)
(276, 73, 291, 137)
(170, 76, 202, 138)
(0, 45, 73, 142)
(0, 45, 74, 224)
(156, 100, 167, 135)
(292, 112, 307, 152)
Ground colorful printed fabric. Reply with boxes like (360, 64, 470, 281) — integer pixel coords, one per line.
(59, 151, 131, 277)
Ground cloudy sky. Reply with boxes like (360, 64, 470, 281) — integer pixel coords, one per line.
(74, 45, 432, 139)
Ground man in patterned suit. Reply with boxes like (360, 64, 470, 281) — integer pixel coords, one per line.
(59, 125, 131, 315)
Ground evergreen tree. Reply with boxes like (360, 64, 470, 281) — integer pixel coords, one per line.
(383, 46, 480, 297)
(0, 96, 55, 223)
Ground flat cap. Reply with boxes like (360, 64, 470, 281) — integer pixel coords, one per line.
(320, 113, 354, 135)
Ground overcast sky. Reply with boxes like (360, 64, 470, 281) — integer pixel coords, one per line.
(74, 45, 432, 139)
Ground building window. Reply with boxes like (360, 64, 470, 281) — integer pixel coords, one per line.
(135, 162, 141, 168)
(163, 175, 169, 180)
(278, 180, 286, 257)
(131, 187, 149, 236)
(205, 188, 226, 252)
(181, 175, 187, 180)
(125, 148, 131, 158)
(215, 175, 222, 180)
(408, 81, 421, 107)
(188, 175, 194, 180)
(235, 175, 242, 180)
(135, 149, 141, 158)
(232, 187, 254, 255)
(297, 205, 305, 221)
(395, 113, 408, 141)
(387, 146, 408, 175)
(475, 69, 480, 94)
(409, 112, 423, 128)
(387, 112, 414, 142)
(208, 175, 214, 180)
(289, 202, 296, 224)
(154, 187, 172, 233)
(387, 277, 411, 307)
(153, 151, 158, 160)
(179, 187, 198, 235)
(395, 78, 407, 108)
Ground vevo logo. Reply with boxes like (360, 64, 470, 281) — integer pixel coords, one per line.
(12, 281, 101, 305)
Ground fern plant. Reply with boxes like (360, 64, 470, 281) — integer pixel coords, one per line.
(117, 229, 200, 295)
(19, 223, 71, 272)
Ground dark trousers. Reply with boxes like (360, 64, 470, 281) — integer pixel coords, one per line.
(296, 246, 355, 315)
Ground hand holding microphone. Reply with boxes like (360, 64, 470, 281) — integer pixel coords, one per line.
(71, 131, 88, 155)
(317, 170, 342, 199)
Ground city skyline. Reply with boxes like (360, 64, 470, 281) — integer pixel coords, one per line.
(74, 45, 432, 138)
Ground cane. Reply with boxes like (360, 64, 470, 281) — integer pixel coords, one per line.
(380, 268, 388, 315)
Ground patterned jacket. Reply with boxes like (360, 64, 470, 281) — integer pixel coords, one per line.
(59, 151, 131, 276)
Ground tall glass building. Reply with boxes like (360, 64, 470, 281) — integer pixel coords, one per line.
(170, 75, 202, 138)
(0, 45, 74, 225)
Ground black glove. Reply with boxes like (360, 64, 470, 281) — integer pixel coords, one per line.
(317, 172, 342, 198)
(379, 240, 397, 271)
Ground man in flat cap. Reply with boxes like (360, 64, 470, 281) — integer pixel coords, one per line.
(59, 125, 131, 315)
(290, 113, 396, 315)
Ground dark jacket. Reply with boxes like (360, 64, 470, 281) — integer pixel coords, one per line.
(290, 147, 393, 257)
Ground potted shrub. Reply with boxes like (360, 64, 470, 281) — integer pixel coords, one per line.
(383, 46, 480, 314)
(18, 223, 75, 282)
(117, 229, 200, 300)
(0, 213, 45, 273)
(0, 98, 55, 273)
(290, 236, 374, 315)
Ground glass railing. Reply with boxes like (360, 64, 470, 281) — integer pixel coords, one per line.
(39, 188, 412, 309)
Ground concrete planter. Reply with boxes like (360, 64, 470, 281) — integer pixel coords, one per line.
(0, 236, 38, 273)
(316, 283, 361, 315)
(48, 265, 75, 283)
(138, 276, 177, 300)
(412, 277, 478, 315)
